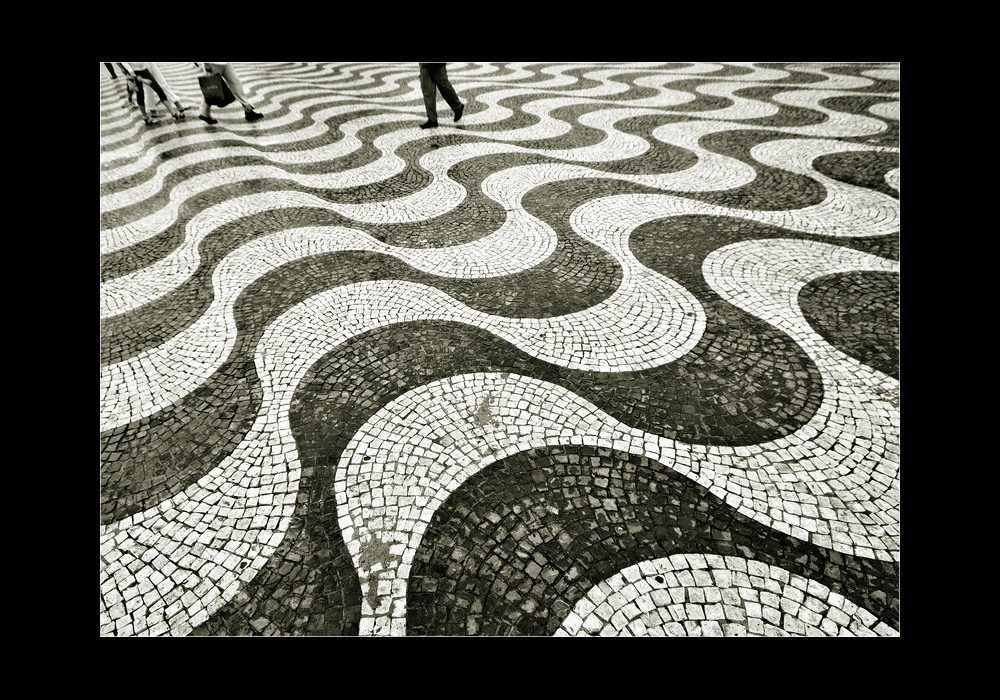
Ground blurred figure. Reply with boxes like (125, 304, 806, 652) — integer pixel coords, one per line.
(116, 63, 140, 106)
(104, 63, 118, 79)
(127, 62, 185, 125)
(418, 63, 464, 129)
(195, 63, 263, 124)
(143, 63, 189, 117)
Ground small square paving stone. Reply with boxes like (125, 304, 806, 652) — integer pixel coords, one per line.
(101, 61, 899, 637)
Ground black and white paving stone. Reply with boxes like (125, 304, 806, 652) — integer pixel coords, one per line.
(100, 62, 899, 636)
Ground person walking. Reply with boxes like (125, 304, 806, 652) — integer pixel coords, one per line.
(418, 63, 464, 129)
(195, 62, 264, 124)
(126, 62, 185, 125)
(115, 63, 140, 106)
(144, 63, 190, 117)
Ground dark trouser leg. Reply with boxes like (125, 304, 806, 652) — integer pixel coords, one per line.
(135, 70, 169, 104)
(419, 64, 439, 122)
(105, 63, 117, 78)
(431, 65, 462, 113)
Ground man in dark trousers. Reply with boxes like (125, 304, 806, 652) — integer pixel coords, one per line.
(419, 63, 464, 129)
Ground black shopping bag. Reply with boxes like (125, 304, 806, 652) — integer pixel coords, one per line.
(198, 73, 236, 107)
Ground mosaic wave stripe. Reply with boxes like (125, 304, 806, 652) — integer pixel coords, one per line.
(558, 555, 897, 636)
(100, 176, 896, 428)
(100, 63, 896, 253)
(99, 62, 899, 636)
(406, 446, 896, 636)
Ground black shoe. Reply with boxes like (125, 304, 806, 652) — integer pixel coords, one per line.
(419, 120, 438, 129)
(454, 104, 464, 122)
(199, 115, 218, 125)
(245, 110, 264, 122)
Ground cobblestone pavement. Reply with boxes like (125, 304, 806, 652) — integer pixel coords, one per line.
(100, 62, 899, 637)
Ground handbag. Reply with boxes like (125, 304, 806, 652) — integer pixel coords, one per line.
(198, 73, 236, 108)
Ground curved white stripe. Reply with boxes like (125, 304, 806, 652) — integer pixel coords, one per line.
(782, 65, 884, 90)
(101, 132, 738, 317)
(102, 69, 896, 251)
(100, 63, 900, 637)
(557, 555, 898, 636)
(102, 160, 899, 430)
(869, 100, 899, 121)
(99, 251, 704, 635)
(768, 89, 895, 137)
(885, 168, 899, 192)
(327, 240, 897, 635)
(101, 208, 705, 430)
(861, 67, 899, 82)
(103, 125, 897, 317)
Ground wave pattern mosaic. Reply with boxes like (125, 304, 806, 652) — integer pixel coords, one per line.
(100, 62, 900, 637)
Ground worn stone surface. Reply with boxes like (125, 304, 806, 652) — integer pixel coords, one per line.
(100, 62, 899, 636)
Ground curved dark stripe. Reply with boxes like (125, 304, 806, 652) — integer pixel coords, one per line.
(640, 78, 736, 114)
(191, 463, 363, 636)
(754, 63, 829, 85)
(821, 64, 899, 93)
(812, 150, 899, 199)
(671, 129, 830, 210)
(98, 75, 421, 179)
(453, 63, 525, 80)
(102, 111, 825, 286)
(406, 445, 899, 636)
(101, 179, 231, 283)
(102, 195, 895, 522)
(100, 357, 260, 525)
(101, 153, 701, 364)
(730, 85, 830, 128)
(101, 65, 895, 520)
(100, 131, 154, 171)
(103, 205, 854, 521)
(481, 101, 623, 151)
(100, 100, 395, 195)
(702, 63, 757, 78)
(838, 231, 899, 262)
(589, 113, 700, 174)
(458, 89, 554, 134)
(100, 205, 623, 522)
(193, 305, 825, 635)
(540, 67, 665, 101)
(101, 246, 424, 524)
(102, 80, 835, 276)
(100, 117, 188, 150)
(820, 94, 899, 150)
(819, 93, 898, 120)
(518, 65, 610, 93)
(799, 271, 899, 380)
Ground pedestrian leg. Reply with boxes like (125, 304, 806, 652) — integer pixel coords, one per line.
(218, 63, 256, 111)
(419, 64, 440, 125)
(199, 101, 216, 124)
(147, 63, 184, 116)
(432, 65, 463, 116)
(135, 80, 151, 123)
(104, 63, 118, 78)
